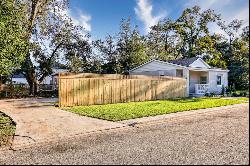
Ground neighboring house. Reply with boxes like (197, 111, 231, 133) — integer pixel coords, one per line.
(129, 57, 229, 96)
(11, 73, 27, 84)
(11, 68, 68, 88)
(11, 73, 53, 85)
(51, 69, 69, 89)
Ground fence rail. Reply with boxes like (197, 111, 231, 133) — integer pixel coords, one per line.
(58, 72, 187, 107)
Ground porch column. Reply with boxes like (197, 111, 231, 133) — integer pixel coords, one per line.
(208, 71, 211, 93)
(183, 68, 189, 97)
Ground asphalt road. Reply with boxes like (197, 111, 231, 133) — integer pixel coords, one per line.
(0, 104, 249, 165)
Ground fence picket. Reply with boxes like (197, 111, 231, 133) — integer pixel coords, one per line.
(59, 73, 187, 107)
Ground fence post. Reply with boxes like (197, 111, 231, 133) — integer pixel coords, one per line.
(58, 72, 61, 107)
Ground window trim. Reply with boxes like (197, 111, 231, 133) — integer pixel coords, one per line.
(217, 75, 222, 86)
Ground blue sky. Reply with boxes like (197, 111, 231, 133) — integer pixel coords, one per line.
(67, 0, 249, 40)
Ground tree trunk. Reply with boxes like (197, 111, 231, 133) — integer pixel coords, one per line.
(21, 53, 38, 96)
(0, 76, 2, 92)
(28, 81, 34, 96)
(26, 78, 39, 96)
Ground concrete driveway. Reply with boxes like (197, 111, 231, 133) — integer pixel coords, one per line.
(0, 98, 125, 148)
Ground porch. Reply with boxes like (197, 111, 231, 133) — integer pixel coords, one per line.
(188, 70, 209, 96)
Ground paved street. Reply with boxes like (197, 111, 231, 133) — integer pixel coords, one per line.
(0, 103, 249, 165)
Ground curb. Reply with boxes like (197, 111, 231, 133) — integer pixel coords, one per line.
(135, 104, 248, 128)
(119, 103, 249, 126)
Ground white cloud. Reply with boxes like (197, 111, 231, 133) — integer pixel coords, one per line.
(135, 0, 166, 33)
(71, 11, 92, 32)
(184, 0, 249, 36)
(55, 6, 92, 32)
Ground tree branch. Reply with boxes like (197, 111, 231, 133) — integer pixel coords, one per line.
(38, 42, 63, 83)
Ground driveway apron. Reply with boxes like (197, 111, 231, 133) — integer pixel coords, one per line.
(0, 98, 125, 148)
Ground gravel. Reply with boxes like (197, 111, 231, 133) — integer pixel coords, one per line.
(0, 104, 248, 165)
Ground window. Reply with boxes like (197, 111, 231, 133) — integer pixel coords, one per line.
(217, 75, 222, 85)
(200, 76, 207, 84)
(176, 69, 183, 77)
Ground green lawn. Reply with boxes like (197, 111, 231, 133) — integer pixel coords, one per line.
(63, 97, 249, 122)
(0, 112, 16, 147)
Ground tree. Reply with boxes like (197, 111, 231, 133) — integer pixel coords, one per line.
(148, 19, 180, 60)
(19, 0, 91, 95)
(147, 22, 164, 59)
(94, 35, 120, 74)
(0, 0, 28, 76)
(218, 19, 243, 49)
(217, 19, 248, 89)
(228, 26, 249, 89)
(175, 6, 220, 58)
(20, 0, 67, 95)
(129, 26, 149, 69)
(64, 36, 92, 73)
(197, 35, 226, 68)
(117, 18, 148, 73)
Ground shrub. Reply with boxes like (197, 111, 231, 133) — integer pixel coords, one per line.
(204, 92, 210, 97)
(232, 92, 240, 97)
(38, 90, 58, 98)
(239, 92, 245, 97)
(221, 85, 225, 96)
(226, 85, 237, 96)
(210, 92, 216, 97)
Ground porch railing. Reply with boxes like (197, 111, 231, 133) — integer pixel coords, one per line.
(195, 84, 209, 95)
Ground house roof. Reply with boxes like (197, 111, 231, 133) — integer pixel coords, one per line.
(12, 73, 25, 78)
(168, 57, 199, 67)
(129, 57, 229, 72)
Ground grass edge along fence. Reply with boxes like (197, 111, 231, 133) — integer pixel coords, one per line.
(58, 73, 187, 107)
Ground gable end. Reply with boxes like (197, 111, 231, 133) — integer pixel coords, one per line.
(189, 58, 211, 68)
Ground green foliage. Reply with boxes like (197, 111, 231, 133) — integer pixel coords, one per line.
(93, 35, 120, 73)
(175, 6, 220, 58)
(218, 22, 249, 90)
(64, 98, 248, 121)
(0, 0, 28, 75)
(226, 85, 236, 95)
(117, 19, 149, 73)
(0, 112, 15, 147)
(221, 85, 225, 96)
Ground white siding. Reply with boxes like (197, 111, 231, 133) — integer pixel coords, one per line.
(130, 61, 182, 77)
(12, 78, 28, 84)
(208, 71, 228, 94)
(41, 76, 52, 84)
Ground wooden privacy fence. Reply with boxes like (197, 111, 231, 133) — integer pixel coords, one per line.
(58, 73, 187, 107)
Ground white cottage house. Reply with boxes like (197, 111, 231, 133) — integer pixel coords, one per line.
(129, 57, 229, 96)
